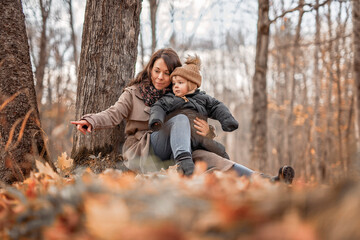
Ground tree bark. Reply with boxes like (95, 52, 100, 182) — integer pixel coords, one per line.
(251, 0, 269, 171)
(71, 0, 142, 168)
(353, 0, 360, 153)
(0, 0, 55, 184)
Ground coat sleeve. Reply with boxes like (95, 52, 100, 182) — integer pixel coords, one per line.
(148, 97, 168, 131)
(81, 89, 132, 130)
(206, 95, 239, 132)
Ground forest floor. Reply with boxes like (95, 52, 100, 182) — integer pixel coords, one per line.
(1, 154, 360, 240)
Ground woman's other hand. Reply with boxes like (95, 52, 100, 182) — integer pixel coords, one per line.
(70, 120, 92, 135)
(193, 117, 210, 137)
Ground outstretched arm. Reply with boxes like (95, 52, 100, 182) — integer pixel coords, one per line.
(70, 119, 92, 135)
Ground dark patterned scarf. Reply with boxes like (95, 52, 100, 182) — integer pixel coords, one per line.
(138, 81, 171, 106)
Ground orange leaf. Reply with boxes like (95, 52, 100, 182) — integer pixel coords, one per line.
(35, 160, 59, 179)
(57, 152, 73, 171)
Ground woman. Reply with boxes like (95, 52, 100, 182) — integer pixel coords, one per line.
(71, 48, 294, 183)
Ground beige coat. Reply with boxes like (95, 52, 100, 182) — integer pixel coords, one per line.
(82, 84, 235, 173)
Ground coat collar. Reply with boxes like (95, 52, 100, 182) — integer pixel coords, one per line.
(128, 84, 143, 99)
(185, 88, 201, 97)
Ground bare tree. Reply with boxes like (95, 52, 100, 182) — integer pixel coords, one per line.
(324, 0, 334, 176)
(139, 28, 145, 68)
(353, 0, 360, 152)
(35, 0, 52, 105)
(66, 0, 79, 75)
(312, 0, 326, 181)
(284, 0, 305, 166)
(71, 0, 142, 168)
(251, 0, 270, 170)
(149, 0, 159, 53)
(0, 0, 55, 184)
(335, 1, 344, 172)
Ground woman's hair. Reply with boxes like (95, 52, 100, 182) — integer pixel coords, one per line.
(127, 48, 182, 87)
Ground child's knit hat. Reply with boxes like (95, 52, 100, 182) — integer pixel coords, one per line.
(170, 55, 202, 87)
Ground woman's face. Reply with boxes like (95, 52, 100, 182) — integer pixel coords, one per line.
(151, 58, 171, 90)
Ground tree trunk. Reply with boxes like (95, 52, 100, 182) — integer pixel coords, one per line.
(35, 0, 52, 105)
(0, 0, 55, 184)
(335, 2, 344, 172)
(285, 0, 304, 166)
(251, 0, 269, 171)
(353, 0, 360, 153)
(139, 28, 145, 69)
(324, 1, 334, 176)
(71, 0, 142, 168)
(313, 0, 326, 181)
(67, 0, 79, 76)
(149, 0, 158, 53)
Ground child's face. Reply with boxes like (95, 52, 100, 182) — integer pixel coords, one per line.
(172, 76, 189, 97)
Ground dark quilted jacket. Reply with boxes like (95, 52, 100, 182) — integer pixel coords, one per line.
(149, 89, 239, 132)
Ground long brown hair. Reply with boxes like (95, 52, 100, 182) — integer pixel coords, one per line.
(127, 48, 182, 87)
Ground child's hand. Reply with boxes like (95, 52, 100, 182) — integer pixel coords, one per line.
(151, 122, 162, 131)
(193, 117, 210, 136)
(71, 120, 92, 135)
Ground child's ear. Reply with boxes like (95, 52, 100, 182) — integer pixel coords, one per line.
(187, 81, 197, 91)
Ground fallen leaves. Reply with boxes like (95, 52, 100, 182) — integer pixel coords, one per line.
(57, 152, 74, 172)
(35, 159, 59, 180)
(84, 195, 130, 240)
(0, 159, 360, 240)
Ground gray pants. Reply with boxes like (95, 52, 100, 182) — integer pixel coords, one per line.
(150, 114, 191, 160)
(150, 114, 254, 177)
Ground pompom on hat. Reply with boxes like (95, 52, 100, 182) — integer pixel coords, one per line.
(170, 54, 202, 87)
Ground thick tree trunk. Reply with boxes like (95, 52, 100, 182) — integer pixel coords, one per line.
(0, 0, 55, 184)
(71, 0, 142, 168)
(251, 0, 269, 171)
(353, 0, 360, 153)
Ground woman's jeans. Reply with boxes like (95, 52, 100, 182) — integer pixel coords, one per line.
(150, 114, 191, 160)
(232, 163, 254, 177)
(150, 114, 254, 177)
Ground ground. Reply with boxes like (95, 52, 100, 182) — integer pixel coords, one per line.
(0, 155, 359, 240)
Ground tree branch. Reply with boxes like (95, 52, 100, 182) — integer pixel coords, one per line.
(269, 0, 331, 24)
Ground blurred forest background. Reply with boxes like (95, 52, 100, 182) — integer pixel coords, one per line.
(21, 0, 359, 183)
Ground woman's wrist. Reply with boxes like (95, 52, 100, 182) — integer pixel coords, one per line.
(206, 125, 216, 139)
